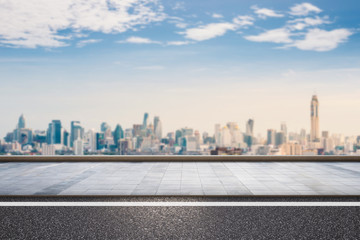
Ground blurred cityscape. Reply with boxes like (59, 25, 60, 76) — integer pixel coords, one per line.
(1, 95, 359, 156)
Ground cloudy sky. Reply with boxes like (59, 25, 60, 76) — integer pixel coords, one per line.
(1, 0, 359, 138)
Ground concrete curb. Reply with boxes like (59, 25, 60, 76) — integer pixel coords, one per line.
(0, 195, 360, 198)
(0, 155, 360, 162)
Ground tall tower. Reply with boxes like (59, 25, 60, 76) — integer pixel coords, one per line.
(142, 113, 149, 130)
(18, 114, 26, 129)
(246, 119, 254, 136)
(310, 95, 320, 142)
(153, 116, 162, 139)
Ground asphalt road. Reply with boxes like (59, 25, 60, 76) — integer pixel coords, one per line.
(1, 197, 359, 239)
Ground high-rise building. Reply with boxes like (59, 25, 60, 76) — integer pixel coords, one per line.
(47, 120, 62, 144)
(214, 124, 221, 146)
(226, 122, 244, 148)
(142, 113, 149, 130)
(267, 129, 276, 145)
(85, 129, 97, 152)
(113, 124, 124, 145)
(280, 122, 287, 143)
(175, 130, 182, 145)
(96, 132, 105, 150)
(101, 122, 111, 133)
(63, 130, 69, 147)
(18, 114, 25, 129)
(133, 124, 142, 137)
(245, 119, 254, 148)
(275, 132, 285, 146)
(119, 139, 129, 155)
(310, 95, 320, 142)
(154, 116, 162, 139)
(73, 137, 84, 155)
(220, 126, 231, 147)
(246, 119, 254, 136)
(70, 121, 84, 147)
(12, 114, 33, 145)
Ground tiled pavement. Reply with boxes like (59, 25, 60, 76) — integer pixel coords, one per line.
(0, 162, 359, 195)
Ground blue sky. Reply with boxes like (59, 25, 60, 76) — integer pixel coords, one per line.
(0, 0, 360, 137)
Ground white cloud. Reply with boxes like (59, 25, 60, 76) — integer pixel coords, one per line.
(175, 22, 188, 29)
(233, 16, 255, 27)
(172, 2, 185, 11)
(244, 28, 293, 43)
(134, 65, 164, 70)
(182, 16, 254, 41)
(289, 3, 322, 16)
(212, 13, 223, 19)
(166, 41, 191, 46)
(287, 16, 331, 30)
(0, 0, 166, 48)
(76, 39, 102, 47)
(118, 36, 161, 44)
(251, 6, 284, 19)
(287, 28, 353, 51)
(182, 23, 236, 41)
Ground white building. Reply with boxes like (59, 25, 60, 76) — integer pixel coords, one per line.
(73, 138, 84, 155)
(42, 143, 56, 155)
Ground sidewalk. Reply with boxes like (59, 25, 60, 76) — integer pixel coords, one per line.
(0, 162, 359, 196)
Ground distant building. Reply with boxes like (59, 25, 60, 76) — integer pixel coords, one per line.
(133, 124, 142, 137)
(154, 116, 162, 139)
(280, 122, 287, 143)
(12, 114, 33, 145)
(246, 119, 254, 136)
(275, 132, 285, 146)
(85, 129, 97, 152)
(63, 130, 69, 147)
(42, 143, 56, 155)
(119, 139, 129, 155)
(142, 113, 149, 130)
(310, 95, 320, 142)
(267, 129, 276, 145)
(280, 142, 302, 155)
(96, 132, 105, 150)
(211, 147, 242, 155)
(73, 138, 84, 155)
(47, 120, 62, 144)
(18, 114, 26, 129)
(113, 124, 124, 146)
(70, 121, 84, 147)
(100, 122, 111, 133)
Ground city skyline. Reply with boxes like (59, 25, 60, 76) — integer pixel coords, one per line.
(1, 1, 360, 138)
(1, 93, 358, 139)
(2, 94, 359, 156)
(1, 95, 358, 143)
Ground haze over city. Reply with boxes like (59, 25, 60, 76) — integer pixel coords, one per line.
(1, 0, 359, 138)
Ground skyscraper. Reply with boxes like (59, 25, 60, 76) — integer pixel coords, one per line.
(47, 120, 62, 144)
(70, 121, 84, 147)
(142, 113, 149, 130)
(310, 95, 320, 142)
(18, 114, 25, 129)
(13, 114, 33, 145)
(246, 119, 254, 136)
(113, 124, 124, 145)
(153, 116, 162, 139)
(245, 119, 254, 148)
(267, 129, 276, 145)
(280, 122, 287, 143)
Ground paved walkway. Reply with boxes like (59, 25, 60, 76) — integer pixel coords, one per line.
(0, 162, 359, 195)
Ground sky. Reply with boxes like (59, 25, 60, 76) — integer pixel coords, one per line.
(0, 0, 360, 138)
